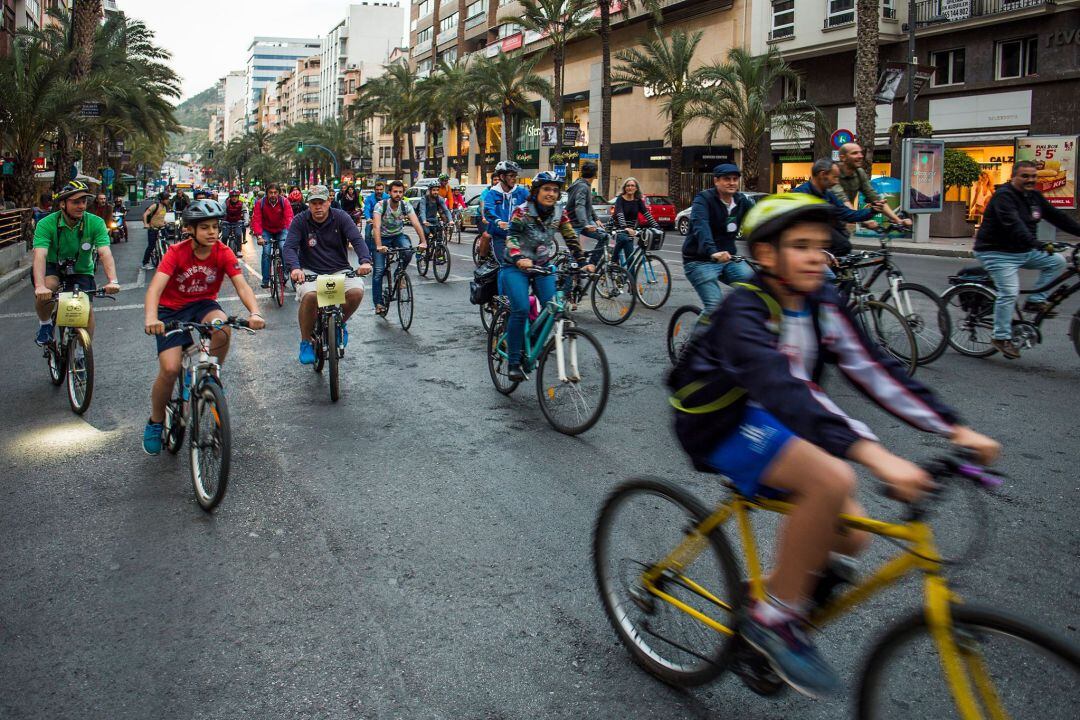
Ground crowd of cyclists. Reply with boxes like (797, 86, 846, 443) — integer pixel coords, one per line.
(23, 143, 1078, 701)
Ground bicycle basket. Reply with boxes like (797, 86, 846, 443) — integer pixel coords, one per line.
(642, 228, 665, 251)
(470, 260, 500, 305)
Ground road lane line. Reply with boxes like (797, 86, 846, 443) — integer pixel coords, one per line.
(0, 293, 272, 320)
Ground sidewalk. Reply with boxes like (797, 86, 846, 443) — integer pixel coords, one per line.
(850, 234, 974, 258)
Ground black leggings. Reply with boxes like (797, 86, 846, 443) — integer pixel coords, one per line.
(142, 227, 158, 265)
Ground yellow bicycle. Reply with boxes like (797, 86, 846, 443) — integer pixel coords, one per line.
(592, 453, 1079, 718)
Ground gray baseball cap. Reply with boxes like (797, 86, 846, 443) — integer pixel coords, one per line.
(307, 185, 331, 202)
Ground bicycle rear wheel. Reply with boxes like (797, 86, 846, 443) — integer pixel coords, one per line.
(941, 284, 998, 358)
(593, 477, 743, 687)
(189, 380, 231, 511)
(327, 314, 340, 402)
(634, 254, 672, 309)
(667, 304, 702, 364)
(857, 604, 1079, 720)
(433, 245, 451, 283)
(396, 273, 414, 330)
(66, 328, 94, 415)
(591, 264, 637, 325)
(856, 300, 918, 375)
(479, 300, 495, 332)
(536, 325, 610, 435)
(486, 305, 519, 395)
(879, 282, 950, 365)
(272, 256, 285, 307)
(472, 236, 485, 267)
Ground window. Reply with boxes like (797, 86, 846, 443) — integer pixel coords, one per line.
(770, 1, 794, 40)
(782, 74, 806, 102)
(418, 58, 433, 74)
(440, 12, 458, 33)
(996, 37, 1037, 80)
(883, 0, 896, 19)
(379, 146, 395, 165)
(418, 0, 434, 18)
(441, 47, 458, 64)
(499, 0, 513, 5)
(497, 22, 522, 39)
(825, 0, 855, 28)
(466, 0, 485, 19)
(930, 48, 965, 87)
(417, 27, 433, 44)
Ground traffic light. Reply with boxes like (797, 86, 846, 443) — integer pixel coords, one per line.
(332, 178, 340, 189)
(207, 149, 214, 160)
(297, 141, 304, 153)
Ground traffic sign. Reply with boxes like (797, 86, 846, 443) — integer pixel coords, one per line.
(830, 128, 854, 150)
(101, 167, 115, 186)
(579, 152, 599, 159)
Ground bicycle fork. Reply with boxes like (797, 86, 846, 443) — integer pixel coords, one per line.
(888, 274, 915, 317)
(554, 320, 580, 382)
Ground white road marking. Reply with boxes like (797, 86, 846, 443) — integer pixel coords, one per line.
(0, 294, 272, 320)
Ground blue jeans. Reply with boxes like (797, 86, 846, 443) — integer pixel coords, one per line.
(372, 233, 411, 307)
(683, 259, 755, 319)
(260, 229, 286, 279)
(974, 249, 1067, 339)
(500, 265, 557, 366)
(613, 231, 636, 267)
(576, 227, 609, 265)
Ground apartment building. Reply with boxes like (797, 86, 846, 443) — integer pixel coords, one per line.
(749, 0, 1080, 217)
(318, 3, 406, 122)
(407, 0, 751, 190)
(208, 114, 225, 145)
(3, 0, 70, 55)
(272, 54, 322, 131)
(245, 36, 321, 132)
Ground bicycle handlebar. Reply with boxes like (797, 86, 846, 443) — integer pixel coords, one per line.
(51, 287, 117, 301)
(302, 270, 359, 282)
(881, 449, 1005, 513)
(163, 316, 255, 337)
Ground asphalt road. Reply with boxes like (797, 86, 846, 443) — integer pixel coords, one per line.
(1, 213, 1077, 719)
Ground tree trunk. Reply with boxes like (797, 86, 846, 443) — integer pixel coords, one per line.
(553, 46, 565, 155)
(393, 129, 403, 181)
(743, 140, 760, 192)
(599, 2, 612, 199)
(66, 1, 102, 191)
(406, 127, 416, 184)
(501, 109, 512, 161)
(669, 121, 684, 207)
(854, 0, 880, 173)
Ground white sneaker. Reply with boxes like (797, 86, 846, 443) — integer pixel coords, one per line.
(142, 263, 155, 270)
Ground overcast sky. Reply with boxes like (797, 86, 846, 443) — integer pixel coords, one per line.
(119, 1, 408, 102)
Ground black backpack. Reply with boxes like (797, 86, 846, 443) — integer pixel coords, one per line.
(469, 259, 500, 305)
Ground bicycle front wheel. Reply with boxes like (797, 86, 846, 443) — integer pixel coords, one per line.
(591, 265, 637, 325)
(433, 245, 451, 283)
(66, 328, 94, 415)
(667, 304, 702, 364)
(857, 604, 1079, 720)
(271, 257, 285, 308)
(941, 284, 998, 358)
(634, 253, 672, 309)
(857, 300, 918, 375)
(396, 273, 414, 330)
(535, 325, 609, 435)
(416, 249, 430, 277)
(327, 314, 340, 403)
(189, 380, 231, 511)
(593, 477, 743, 687)
(879, 282, 950, 365)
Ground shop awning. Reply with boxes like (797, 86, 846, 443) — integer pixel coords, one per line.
(932, 130, 1029, 144)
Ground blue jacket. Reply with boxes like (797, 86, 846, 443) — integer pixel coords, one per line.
(362, 191, 385, 221)
(483, 183, 530, 265)
(682, 189, 756, 261)
(668, 278, 959, 469)
(792, 181, 875, 225)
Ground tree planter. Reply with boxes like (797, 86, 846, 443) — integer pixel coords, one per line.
(930, 201, 974, 238)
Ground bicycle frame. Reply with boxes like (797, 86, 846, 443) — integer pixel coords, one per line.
(494, 282, 580, 381)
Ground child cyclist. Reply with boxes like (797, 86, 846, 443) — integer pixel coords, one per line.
(142, 199, 265, 455)
(667, 193, 999, 697)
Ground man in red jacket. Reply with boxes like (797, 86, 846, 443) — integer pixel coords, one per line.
(252, 183, 294, 288)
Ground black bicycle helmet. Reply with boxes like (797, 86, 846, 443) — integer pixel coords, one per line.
(182, 199, 227, 224)
(56, 180, 93, 202)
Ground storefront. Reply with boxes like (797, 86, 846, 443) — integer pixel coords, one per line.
(561, 92, 591, 150)
(945, 144, 1015, 222)
(771, 150, 892, 193)
(515, 117, 541, 171)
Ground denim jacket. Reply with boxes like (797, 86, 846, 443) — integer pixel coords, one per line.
(506, 200, 585, 265)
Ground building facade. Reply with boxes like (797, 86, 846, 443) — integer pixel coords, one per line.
(245, 36, 321, 132)
(318, 2, 406, 122)
(3, 0, 70, 55)
(208, 114, 225, 145)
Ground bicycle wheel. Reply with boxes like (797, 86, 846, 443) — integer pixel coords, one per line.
(591, 264, 637, 325)
(855, 300, 918, 375)
(879, 282, 950, 365)
(634, 253, 672, 310)
(1071, 310, 1080, 359)
(667, 304, 702, 364)
(593, 477, 744, 687)
(479, 301, 494, 332)
(313, 319, 326, 373)
(486, 305, 519, 395)
(535, 325, 610, 435)
(189, 380, 231, 511)
(46, 339, 64, 386)
(416, 249, 430, 277)
(164, 395, 185, 455)
(433, 245, 451, 283)
(326, 314, 340, 402)
(857, 604, 1079, 720)
(941, 284, 998, 358)
(472, 236, 485, 267)
(66, 328, 94, 415)
(396, 273, 414, 330)
(272, 257, 285, 308)
(380, 267, 394, 316)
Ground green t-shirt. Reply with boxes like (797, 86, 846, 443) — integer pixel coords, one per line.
(33, 211, 110, 275)
(376, 198, 415, 236)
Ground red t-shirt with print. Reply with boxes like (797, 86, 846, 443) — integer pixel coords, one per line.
(156, 239, 242, 310)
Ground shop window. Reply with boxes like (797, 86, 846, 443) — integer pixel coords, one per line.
(770, 1, 794, 40)
(996, 37, 1037, 80)
(930, 48, 965, 87)
(782, 74, 806, 102)
(825, 0, 855, 28)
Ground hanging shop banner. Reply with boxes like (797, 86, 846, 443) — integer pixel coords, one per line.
(562, 123, 581, 146)
(873, 62, 937, 104)
(540, 123, 559, 147)
(1015, 135, 1078, 209)
(901, 138, 945, 214)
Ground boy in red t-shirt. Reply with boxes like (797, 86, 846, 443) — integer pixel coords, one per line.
(141, 199, 265, 455)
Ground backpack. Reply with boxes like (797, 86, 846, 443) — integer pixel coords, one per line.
(469, 259, 500, 305)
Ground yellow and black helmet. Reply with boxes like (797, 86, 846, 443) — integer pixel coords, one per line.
(741, 193, 834, 246)
(55, 180, 93, 202)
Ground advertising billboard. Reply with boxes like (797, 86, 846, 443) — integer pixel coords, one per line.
(901, 138, 945, 213)
(1015, 136, 1077, 209)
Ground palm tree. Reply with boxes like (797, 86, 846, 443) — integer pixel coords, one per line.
(353, 73, 407, 181)
(855, 0, 881, 170)
(49, 0, 102, 192)
(511, 0, 597, 155)
(460, 71, 499, 183)
(472, 51, 553, 161)
(382, 62, 422, 181)
(612, 28, 704, 205)
(434, 58, 475, 179)
(694, 48, 822, 192)
(415, 70, 449, 176)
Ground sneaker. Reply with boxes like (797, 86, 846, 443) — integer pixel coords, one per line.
(35, 323, 54, 346)
(740, 602, 840, 698)
(141, 262, 155, 271)
(507, 364, 526, 382)
(991, 338, 1021, 359)
(260, 281, 271, 289)
(1022, 301, 1057, 317)
(298, 339, 316, 365)
(142, 420, 164, 455)
(337, 323, 348, 348)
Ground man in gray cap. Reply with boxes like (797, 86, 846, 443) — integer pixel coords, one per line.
(680, 163, 755, 322)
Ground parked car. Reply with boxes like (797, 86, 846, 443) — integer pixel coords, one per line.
(674, 191, 765, 236)
(607, 193, 675, 227)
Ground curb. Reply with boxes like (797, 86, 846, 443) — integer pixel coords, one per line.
(0, 261, 30, 296)
(850, 241, 972, 259)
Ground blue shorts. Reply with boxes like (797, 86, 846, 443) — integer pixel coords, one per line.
(154, 299, 224, 355)
(705, 406, 795, 499)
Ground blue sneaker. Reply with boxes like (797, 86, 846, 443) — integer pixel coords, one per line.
(35, 323, 54, 346)
(337, 322, 348, 348)
(740, 603, 840, 698)
(142, 420, 164, 455)
(299, 339, 316, 365)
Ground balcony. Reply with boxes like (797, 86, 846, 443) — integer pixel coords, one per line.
(768, 26, 794, 41)
(437, 27, 458, 45)
(824, 11, 855, 29)
(912, 0, 1049, 24)
(465, 13, 486, 29)
(412, 38, 433, 56)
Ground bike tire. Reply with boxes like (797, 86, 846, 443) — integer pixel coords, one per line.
(591, 264, 637, 325)
(397, 273, 414, 330)
(380, 270, 394, 316)
(46, 339, 64, 386)
(66, 328, 94, 415)
(486, 305, 519, 395)
(593, 477, 744, 687)
(878, 282, 950, 365)
(480, 301, 495, 332)
(327, 314, 340, 402)
(1071, 309, 1080, 359)
(941, 284, 998, 358)
(416, 249, 430, 277)
(857, 604, 1080, 720)
(189, 380, 231, 511)
(535, 325, 610, 435)
(164, 396, 185, 454)
(272, 257, 285, 308)
(433, 245, 451, 283)
(472, 236, 485, 267)
(313, 318, 326, 373)
(633, 253, 672, 310)
(667, 304, 702, 364)
(857, 300, 918, 375)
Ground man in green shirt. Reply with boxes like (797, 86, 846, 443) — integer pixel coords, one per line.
(834, 143, 912, 229)
(32, 180, 120, 345)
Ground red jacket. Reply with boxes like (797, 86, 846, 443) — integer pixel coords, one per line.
(252, 196, 293, 235)
(224, 199, 246, 223)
